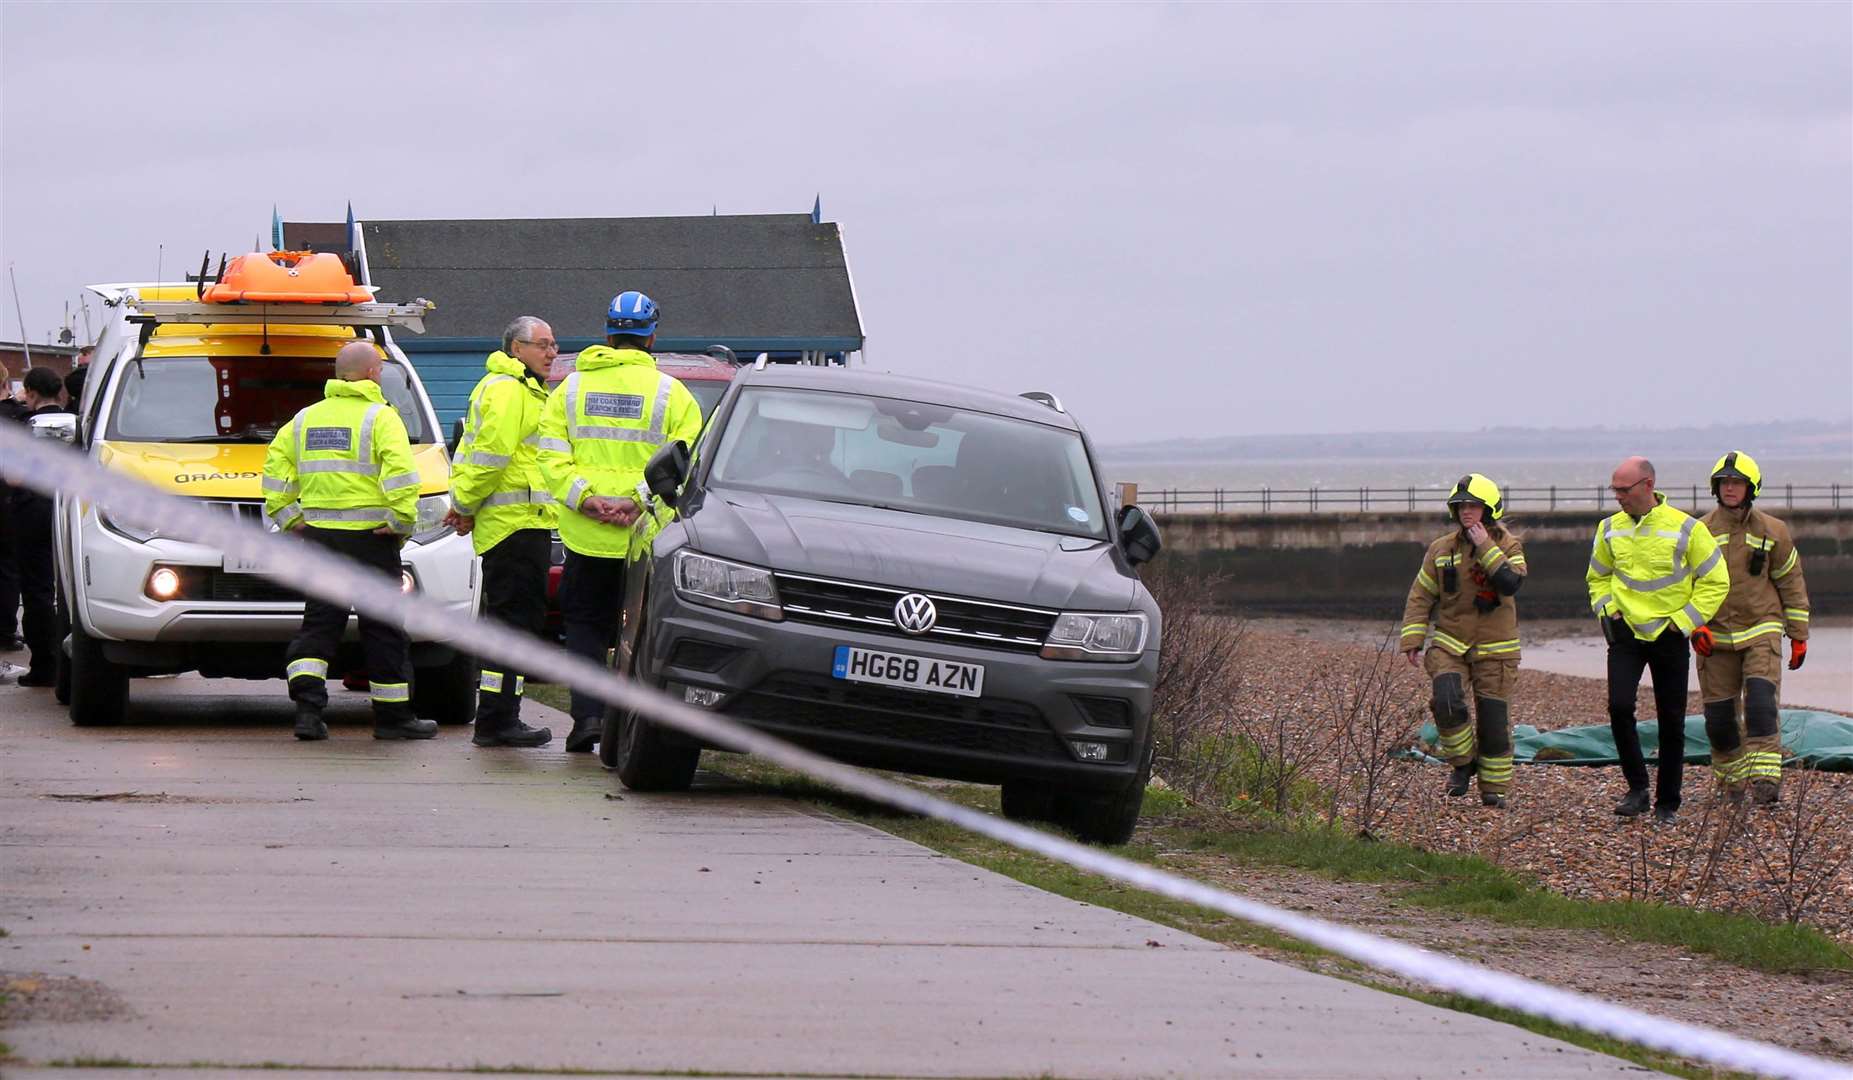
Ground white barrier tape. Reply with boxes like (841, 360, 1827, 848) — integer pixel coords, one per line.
(4, 425, 1845, 1080)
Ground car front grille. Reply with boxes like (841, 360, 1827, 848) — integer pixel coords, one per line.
(205, 570, 301, 603)
(726, 672, 1069, 761)
(773, 573, 1057, 653)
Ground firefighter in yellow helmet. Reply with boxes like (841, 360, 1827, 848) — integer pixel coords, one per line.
(1696, 452, 1811, 803)
(1587, 456, 1730, 825)
(263, 341, 435, 742)
(536, 290, 703, 752)
(1400, 474, 1528, 808)
(443, 316, 562, 749)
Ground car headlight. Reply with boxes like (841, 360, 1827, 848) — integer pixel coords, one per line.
(1041, 612, 1148, 661)
(408, 494, 454, 546)
(98, 506, 163, 543)
(673, 550, 782, 621)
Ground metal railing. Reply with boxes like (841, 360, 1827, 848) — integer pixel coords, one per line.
(1130, 483, 1848, 515)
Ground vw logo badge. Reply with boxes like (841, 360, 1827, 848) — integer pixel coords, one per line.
(893, 593, 937, 635)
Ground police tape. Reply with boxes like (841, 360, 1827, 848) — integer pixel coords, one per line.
(3, 424, 1845, 1080)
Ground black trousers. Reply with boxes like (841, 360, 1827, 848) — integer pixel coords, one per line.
(560, 549, 626, 724)
(1608, 625, 1690, 810)
(473, 528, 551, 730)
(11, 492, 56, 678)
(0, 483, 20, 641)
(285, 528, 412, 722)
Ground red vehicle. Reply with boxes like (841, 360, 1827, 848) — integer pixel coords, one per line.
(542, 351, 739, 635)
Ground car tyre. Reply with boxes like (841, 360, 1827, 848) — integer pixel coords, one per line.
(413, 652, 477, 725)
(611, 620, 699, 792)
(1057, 742, 1152, 846)
(999, 780, 1059, 823)
(53, 587, 72, 706)
(68, 619, 129, 727)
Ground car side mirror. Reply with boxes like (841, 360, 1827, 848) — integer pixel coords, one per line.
(644, 440, 691, 508)
(446, 417, 465, 458)
(1116, 504, 1162, 566)
(27, 412, 77, 445)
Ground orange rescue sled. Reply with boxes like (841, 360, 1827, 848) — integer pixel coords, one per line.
(200, 251, 374, 304)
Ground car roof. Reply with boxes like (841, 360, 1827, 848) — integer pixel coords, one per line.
(546, 351, 738, 385)
(737, 366, 1082, 431)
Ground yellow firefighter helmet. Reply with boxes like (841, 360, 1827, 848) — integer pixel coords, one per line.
(1446, 473, 1504, 521)
(1710, 450, 1763, 501)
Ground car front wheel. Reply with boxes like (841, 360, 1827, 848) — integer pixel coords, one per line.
(1057, 742, 1153, 846)
(68, 620, 129, 727)
(607, 620, 699, 791)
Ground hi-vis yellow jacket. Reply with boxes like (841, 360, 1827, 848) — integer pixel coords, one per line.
(1585, 493, 1729, 641)
(263, 379, 418, 533)
(537, 346, 702, 559)
(1400, 527, 1528, 659)
(449, 352, 558, 555)
(1698, 503, 1810, 648)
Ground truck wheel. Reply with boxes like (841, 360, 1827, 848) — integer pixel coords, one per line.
(413, 653, 477, 725)
(68, 621, 129, 727)
(1057, 742, 1153, 846)
(610, 622, 699, 791)
(999, 780, 1058, 823)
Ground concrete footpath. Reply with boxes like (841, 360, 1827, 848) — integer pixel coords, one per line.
(0, 676, 1646, 1078)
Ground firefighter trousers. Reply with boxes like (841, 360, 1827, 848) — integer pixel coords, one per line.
(473, 528, 551, 732)
(284, 528, 412, 723)
(560, 549, 626, 725)
(1424, 648, 1517, 795)
(1696, 637, 1783, 792)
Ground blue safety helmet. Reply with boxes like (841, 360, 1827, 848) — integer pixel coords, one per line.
(606, 290, 660, 337)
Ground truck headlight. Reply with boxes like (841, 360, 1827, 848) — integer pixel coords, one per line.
(99, 507, 164, 543)
(673, 550, 782, 621)
(1041, 612, 1148, 661)
(408, 494, 454, 546)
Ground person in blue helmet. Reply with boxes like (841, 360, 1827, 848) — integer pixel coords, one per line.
(537, 290, 702, 752)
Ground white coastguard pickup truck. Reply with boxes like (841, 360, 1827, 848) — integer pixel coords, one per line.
(54, 254, 479, 726)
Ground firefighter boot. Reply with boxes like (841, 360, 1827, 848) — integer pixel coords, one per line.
(293, 706, 328, 741)
(1743, 678, 1783, 806)
(565, 717, 599, 754)
(1445, 765, 1474, 798)
(1480, 791, 1506, 809)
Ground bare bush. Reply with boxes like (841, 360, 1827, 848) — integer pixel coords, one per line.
(1624, 793, 1750, 908)
(1319, 631, 1425, 838)
(1743, 769, 1853, 926)
(1143, 558, 1247, 803)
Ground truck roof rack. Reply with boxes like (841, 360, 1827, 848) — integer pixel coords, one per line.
(121, 297, 435, 334)
(1019, 391, 1065, 413)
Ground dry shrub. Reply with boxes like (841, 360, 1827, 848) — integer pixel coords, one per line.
(1744, 768, 1853, 926)
(1318, 632, 1427, 838)
(1143, 558, 1246, 801)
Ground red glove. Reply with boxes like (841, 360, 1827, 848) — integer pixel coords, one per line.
(1790, 639, 1807, 671)
(1690, 624, 1714, 658)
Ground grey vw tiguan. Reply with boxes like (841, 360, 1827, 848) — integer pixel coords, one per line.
(606, 366, 1164, 844)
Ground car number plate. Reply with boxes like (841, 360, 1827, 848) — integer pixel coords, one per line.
(832, 646, 984, 698)
(223, 550, 278, 575)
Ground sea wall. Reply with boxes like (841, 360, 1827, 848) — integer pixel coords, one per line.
(1154, 509, 1853, 618)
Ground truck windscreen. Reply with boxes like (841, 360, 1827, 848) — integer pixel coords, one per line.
(105, 357, 431, 444)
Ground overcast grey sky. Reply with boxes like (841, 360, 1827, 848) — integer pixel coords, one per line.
(2, 2, 1848, 439)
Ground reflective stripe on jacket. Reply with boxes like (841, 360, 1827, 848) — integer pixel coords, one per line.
(263, 379, 419, 533)
(1699, 503, 1810, 647)
(1585, 494, 1729, 640)
(536, 346, 703, 559)
(450, 351, 559, 554)
(1399, 527, 1527, 659)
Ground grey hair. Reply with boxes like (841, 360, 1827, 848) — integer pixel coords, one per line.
(502, 316, 548, 353)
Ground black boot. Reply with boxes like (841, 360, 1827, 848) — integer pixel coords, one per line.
(474, 720, 552, 748)
(1480, 791, 1506, 809)
(294, 707, 328, 741)
(373, 716, 438, 740)
(1751, 779, 1780, 805)
(1613, 788, 1650, 818)
(1445, 764, 1473, 797)
(564, 717, 599, 753)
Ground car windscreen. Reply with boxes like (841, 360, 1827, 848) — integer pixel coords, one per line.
(104, 356, 431, 444)
(708, 387, 1107, 540)
(681, 379, 727, 421)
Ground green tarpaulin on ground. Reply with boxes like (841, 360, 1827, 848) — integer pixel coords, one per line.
(1415, 709, 1853, 771)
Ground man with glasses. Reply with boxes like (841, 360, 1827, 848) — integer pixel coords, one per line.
(445, 316, 562, 748)
(1586, 456, 1730, 824)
